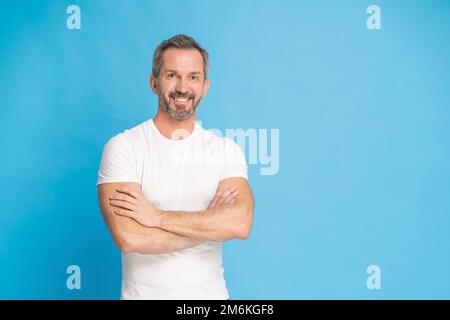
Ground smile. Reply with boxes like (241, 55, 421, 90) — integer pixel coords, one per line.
(172, 97, 191, 103)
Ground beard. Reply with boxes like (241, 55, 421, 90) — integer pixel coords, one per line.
(157, 83, 203, 121)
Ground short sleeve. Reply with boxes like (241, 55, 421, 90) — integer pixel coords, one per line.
(96, 133, 139, 186)
(219, 138, 248, 181)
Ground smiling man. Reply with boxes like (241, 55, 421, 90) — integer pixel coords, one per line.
(96, 34, 254, 300)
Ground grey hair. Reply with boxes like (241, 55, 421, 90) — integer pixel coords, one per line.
(152, 34, 209, 80)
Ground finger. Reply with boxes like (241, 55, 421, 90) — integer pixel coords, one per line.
(216, 188, 236, 205)
(115, 188, 140, 199)
(220, 187, 236, 199)
(208, 191, 224, 209)
(208, 194, 219, 209)
(110, 199, 137, 211)
(224, 190, 238, 205)
(226, 198, 236, 206)
(109, 194, 138, 205)
(208, 189, 224, 209)
(217, 190, 237, 207)
(211, 186, 236, 208)
(214, 194, 227, 207)
(114, 208, 136, 219)
(217, 185, 235, 194)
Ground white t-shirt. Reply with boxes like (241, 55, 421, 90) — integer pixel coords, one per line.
(96, 118, 248, 300)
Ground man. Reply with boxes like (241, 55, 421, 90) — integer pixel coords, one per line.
(96, 34, 254, 300)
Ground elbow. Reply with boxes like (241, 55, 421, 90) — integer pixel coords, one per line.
(114, 232, 136, 253)
(236, 224, 252, 240)
(214, 225, 252, 242)
(116, 238, 134, 253)
(116, 232, 162, 254)
(120, 243, 134, 253)
(236, 210, 254, 240)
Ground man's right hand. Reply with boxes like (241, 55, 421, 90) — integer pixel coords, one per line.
(207, 185, 237, 209)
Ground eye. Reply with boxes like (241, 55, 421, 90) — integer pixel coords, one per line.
(191, 75, 199, 80)
(167, 73, 176, 79)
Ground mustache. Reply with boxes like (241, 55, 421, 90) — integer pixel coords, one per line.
(169, 92, 195, 99)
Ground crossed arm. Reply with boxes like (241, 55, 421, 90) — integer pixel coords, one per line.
(97, 177, 254, 254)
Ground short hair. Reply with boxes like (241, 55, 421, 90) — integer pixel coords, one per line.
(152, 34, 209, 80)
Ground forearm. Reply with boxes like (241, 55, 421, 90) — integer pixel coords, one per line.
(118, 216, 206, 254)
(104, 179, 254, 246)
(159, 201, 253, 242)
(130, 227, 206, 254)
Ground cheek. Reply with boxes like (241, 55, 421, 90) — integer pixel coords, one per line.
(194, 86, 204, 97)
(158, 81, 174, 94)
(160, 87, 173, 100)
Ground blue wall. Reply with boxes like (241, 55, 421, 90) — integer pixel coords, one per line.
(1, 0, 449, 299)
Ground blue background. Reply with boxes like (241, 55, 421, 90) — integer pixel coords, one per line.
(1, 0, 449, 299)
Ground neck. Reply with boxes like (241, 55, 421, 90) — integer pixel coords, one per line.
(153, 105, 196, 140)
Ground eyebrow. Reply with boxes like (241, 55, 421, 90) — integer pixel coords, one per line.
(164, 70, 202, 75)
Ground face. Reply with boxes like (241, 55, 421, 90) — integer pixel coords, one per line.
(151, 48, 210, 121)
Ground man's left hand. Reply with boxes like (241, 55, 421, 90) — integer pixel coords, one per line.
(110, 188, 162, 228)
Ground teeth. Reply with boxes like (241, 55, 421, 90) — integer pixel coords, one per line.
(174, 97, 189, 102)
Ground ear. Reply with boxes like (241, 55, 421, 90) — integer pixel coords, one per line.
(149, 74, 158, 95)
(203, 79, 211, 95)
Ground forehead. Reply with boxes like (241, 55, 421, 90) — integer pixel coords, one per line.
(161, 48, 204, 73)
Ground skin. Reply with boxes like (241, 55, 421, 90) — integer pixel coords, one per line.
(97, 47, 254, 252)
(150, 47, 210, 139)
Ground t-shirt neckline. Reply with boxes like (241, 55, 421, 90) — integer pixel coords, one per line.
(148, 118, 199, 144)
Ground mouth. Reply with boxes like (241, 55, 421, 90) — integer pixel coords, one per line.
(171, 96, 193, 105)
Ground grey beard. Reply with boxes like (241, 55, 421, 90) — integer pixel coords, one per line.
(159, 91, 202, 121)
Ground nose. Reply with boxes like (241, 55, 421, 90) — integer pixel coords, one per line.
(175, 78, 188, 94)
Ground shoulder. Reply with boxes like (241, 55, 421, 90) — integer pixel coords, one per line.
(197, 126, 245, 160)
(104, 119, 150, 149)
